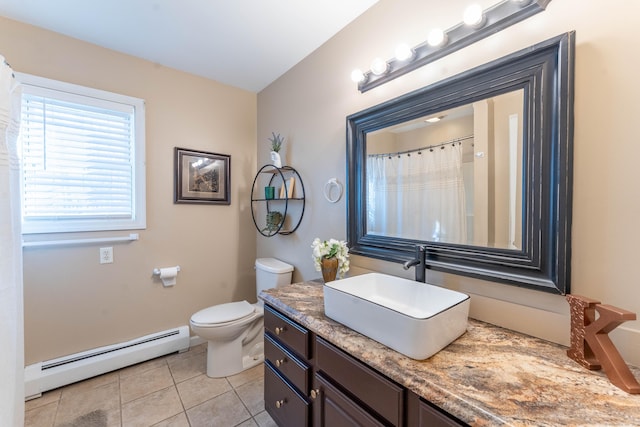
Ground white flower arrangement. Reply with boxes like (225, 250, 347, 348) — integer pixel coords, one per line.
(311, 238, 350, 278)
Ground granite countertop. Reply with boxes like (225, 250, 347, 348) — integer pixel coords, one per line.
(260, 281, 640, 427)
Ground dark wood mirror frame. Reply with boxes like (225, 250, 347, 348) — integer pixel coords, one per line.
(346, 32, 575, 294)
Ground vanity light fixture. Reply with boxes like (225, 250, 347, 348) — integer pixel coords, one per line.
(394, 43, 415, 61)
(427, 28, 447, 47)
(351, 69, 366, 83)
(463, 4, 486, 28)
(354, 0, 552, 93)
(370, 57, 389, 75)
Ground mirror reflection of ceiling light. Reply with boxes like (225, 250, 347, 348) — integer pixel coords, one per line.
(425, 116, 445, 123)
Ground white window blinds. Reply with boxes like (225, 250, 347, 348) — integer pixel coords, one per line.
(18, 74, 146, 234)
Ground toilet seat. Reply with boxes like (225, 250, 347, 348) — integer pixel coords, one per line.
(190, 300, 257, 327)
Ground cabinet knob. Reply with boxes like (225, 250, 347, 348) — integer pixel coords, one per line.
(274, 326, 285, 335)
(275, 399, 285, 409)
(275, 358, 285, 367)
(310, 389, 320, 400)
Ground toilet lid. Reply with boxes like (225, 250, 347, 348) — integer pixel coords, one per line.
(191, 300, 255, 325)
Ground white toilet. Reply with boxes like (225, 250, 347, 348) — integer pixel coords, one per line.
(189, 258, 293, 378)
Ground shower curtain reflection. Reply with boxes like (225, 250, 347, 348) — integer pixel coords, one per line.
(367, 143, 467, 243)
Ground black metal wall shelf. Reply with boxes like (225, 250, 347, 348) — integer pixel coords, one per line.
(251, 165, 305, 237)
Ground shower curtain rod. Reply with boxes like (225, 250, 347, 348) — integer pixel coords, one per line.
(368, 134, 473, 158)
(2, 59, 15, 78)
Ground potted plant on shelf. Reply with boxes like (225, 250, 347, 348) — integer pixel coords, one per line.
(263, 211, 284, 234)
(311, 238, 350, 282)
(268, 132, 284, 168)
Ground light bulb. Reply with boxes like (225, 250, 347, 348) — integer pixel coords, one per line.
(370, 57, 388, 75)
(394, 43, 414, 61)
(427, 28, 447, 47)
(351, 69, 365, 83)
(463, 4, 485, 27)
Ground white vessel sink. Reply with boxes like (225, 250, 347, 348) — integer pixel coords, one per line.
(323, 273, 470, 360)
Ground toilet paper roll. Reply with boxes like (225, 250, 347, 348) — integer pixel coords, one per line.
(159, 267, 178, 287)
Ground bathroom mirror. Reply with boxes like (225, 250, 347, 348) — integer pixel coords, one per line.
(347, 32, 574, 294)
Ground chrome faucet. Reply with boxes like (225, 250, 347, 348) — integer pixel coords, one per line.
(403, 245, 427, 283)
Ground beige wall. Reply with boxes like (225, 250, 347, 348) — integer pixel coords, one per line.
(258, 0, 640, 366)
(0, 16, 258, 364)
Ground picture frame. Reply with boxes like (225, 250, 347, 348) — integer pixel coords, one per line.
(174, 147, 230, 205)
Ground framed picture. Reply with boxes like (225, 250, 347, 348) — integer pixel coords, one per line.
(174, 147, 230, 205)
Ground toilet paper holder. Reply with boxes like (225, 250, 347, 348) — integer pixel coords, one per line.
(153, 266, 181, 276)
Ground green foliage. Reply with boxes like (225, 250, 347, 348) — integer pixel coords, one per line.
(268, 132, 284, 152)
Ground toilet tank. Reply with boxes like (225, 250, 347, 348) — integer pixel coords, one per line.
(255, 258, 294, 298)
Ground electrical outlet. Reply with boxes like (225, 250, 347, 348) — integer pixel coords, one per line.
(100, 247, 113, 264)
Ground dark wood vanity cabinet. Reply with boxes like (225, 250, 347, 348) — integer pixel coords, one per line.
(315, 337, 404, 426)
(264, 305, 313, 426)
(264, 304, 467, 427)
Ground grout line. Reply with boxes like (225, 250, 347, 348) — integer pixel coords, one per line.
(231, 387, 254, 427)
(170, 357, 189, 425)
(117, 366, 123, 427)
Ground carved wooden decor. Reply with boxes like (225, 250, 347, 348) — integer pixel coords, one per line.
(566, 294, 640, 394)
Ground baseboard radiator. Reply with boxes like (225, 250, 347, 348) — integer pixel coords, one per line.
(24, 325, 190, 400)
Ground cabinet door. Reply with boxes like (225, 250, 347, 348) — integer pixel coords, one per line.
(265, 362, 310, 427)
(315, 337, 403, 426)
(313, 373, 385, 427)
(407, 392, 468, 427)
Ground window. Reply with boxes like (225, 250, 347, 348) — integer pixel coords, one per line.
(17, 73, 146, 234)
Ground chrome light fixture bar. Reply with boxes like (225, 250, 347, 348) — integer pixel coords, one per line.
(357, 0, 551, 93)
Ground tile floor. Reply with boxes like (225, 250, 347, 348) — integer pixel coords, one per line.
(24, 344, 277, 427)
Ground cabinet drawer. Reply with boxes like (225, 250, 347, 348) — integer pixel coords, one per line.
(265, 333, 310, 394)
(316, 337, 404, 426)
(265, 362, 310, 427)
(315, 373, 385, 427)
(264, 305, 310, 359)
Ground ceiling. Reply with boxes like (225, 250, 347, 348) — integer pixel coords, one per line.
(0, 0, 379, 92)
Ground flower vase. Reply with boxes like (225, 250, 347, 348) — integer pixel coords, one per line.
(321, 257, 339, 283)
(270, 151, 282, 168)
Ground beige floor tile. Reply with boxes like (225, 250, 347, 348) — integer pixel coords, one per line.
(54, 381, 121, 426)
(235, 377, 265, 416)
(186, 390, 251, 427)
(120, 364, 174, 403)
(165, 344, 206, 364)
(119, 355, 168, 379)
(121, 386, 183, 427)
(227, 364, 263, 388)
(168, 351, 207, 383)
(24, 344, 268, 427)
(56, 408, 120, 427)
(25, 389, 61, 411)
(176, 373, 231, 409)
(151, 411, 190, 427)
(254, 410, 278, 427)
(24, 401, 57, 427)
(59, 371, 119, 399)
